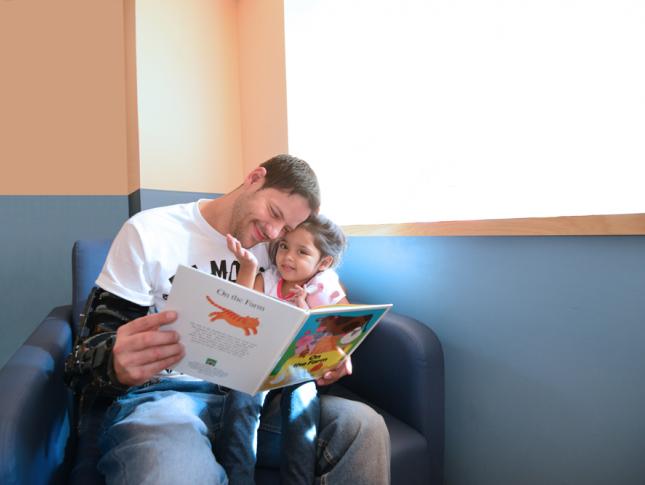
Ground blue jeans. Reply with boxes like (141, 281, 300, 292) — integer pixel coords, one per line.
(96, 378, 390, 485)
(219, 383, 319, 485)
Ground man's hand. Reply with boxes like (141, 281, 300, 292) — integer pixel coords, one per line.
(316, 356, 353, 386)
(112, 311, 185, 387)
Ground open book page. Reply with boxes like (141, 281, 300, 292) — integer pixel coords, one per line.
(259, 304, 392, 391)
(164, 265, 307, 394)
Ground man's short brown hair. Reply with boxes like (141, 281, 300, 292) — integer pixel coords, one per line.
(259, 154, 320, 213)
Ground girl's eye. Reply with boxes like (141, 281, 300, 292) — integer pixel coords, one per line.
(279, 242, 287, 250)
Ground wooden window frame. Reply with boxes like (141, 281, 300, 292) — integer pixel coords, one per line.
(343, 213, 645, 236)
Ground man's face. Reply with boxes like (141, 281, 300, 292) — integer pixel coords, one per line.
(230, 186, 312, 248)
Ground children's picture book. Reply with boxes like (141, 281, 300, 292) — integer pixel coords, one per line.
(164, 265, 392, 395)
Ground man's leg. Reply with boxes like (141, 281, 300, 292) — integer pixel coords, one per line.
(315, 394, 390, 485)
(257, 393, 390, 485)
(97, 380, 229, 485)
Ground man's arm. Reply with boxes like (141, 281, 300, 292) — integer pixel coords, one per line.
(64, 287, 183, 397)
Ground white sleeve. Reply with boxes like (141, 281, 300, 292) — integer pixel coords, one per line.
(323, 270, 347, 304)
(95, 220, 155, 306)
(305, 269, 346, 307)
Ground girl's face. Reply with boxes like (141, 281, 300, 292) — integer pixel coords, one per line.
(275, 227, 331, 284)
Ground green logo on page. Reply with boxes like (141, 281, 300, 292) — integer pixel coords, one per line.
(205, 358, 217, 367)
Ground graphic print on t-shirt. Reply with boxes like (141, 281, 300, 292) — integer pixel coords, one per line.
(163, 260, 265, 300)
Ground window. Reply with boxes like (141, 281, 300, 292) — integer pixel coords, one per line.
(284, 0, 644, 226)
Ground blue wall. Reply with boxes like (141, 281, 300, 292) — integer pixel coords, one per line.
(0, 196, 128, 368)
(129, 188, 219, 216)
(0, 190, 219, 368)
(338, 235, 645, 485)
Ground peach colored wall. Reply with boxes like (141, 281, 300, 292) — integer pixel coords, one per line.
(0, 0, 289, 196)
(135, 0, 244, 194)
(124, 0, 141, 195)
(237, 0, 289, 174)
(0, 0, 130, 195)
(134, 0, 289, 191)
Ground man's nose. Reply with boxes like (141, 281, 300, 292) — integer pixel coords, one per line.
(266, 223, 283, 240)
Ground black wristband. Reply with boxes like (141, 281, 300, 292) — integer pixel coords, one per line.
(64, 332, 130, 397)
(64, 287, 149, 398)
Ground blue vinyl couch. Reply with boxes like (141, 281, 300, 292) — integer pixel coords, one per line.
(0, 239, 444, 485)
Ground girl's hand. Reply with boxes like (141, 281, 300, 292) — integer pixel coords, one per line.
(287, 285, 308, 309)
(226, 234, 258, 267)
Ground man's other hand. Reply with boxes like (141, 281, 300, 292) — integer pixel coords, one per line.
(315, 356, 353, 386)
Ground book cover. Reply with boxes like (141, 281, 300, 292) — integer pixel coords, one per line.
(259, 305, 391, 391)
(165, 265, 391, 394)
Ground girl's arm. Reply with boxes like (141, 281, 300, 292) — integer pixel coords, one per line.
(253, 273, 264, 293)
(236, 259, 258, 289)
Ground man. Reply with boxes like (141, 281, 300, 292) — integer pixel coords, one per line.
(65, 154, 390, 485)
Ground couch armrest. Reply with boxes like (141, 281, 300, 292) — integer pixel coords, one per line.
(339, 311, 444, 470)
(0, 306, 75, 485)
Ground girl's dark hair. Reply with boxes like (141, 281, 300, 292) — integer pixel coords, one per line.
(260, 154, 320, 213)
(269, 214, 347, 268)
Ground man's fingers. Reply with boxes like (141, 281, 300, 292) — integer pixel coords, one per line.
(117, 342, 184, 368)
(316, 358, 352, 386)
(344, 356, 353, 375)
(137, 353, 185, 381)
(119, 311, 177, 337)
(116, 350, 185, 387)
(116, 328, 181, 354)
(110, 310, 184, 386)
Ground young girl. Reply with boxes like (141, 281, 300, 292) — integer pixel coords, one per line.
(218, 214, 348, 485)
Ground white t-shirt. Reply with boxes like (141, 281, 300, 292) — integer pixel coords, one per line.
(96, 200, 270, 311)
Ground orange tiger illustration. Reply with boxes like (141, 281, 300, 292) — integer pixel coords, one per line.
(206, 296, 260, 336)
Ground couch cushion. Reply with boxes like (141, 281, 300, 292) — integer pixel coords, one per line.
(72, 239, 112, 334)
(327, 384, 431, 485)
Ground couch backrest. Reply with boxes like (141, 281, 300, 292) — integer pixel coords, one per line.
(72, 239, 112, 334)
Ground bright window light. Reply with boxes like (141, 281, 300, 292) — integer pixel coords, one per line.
(284, 0, 645, 224)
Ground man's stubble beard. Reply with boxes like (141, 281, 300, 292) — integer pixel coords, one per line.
(229, 191, 252, 247)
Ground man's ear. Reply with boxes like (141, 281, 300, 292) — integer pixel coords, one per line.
(317, 255, 334, 272)
(244, 166, 267, 188)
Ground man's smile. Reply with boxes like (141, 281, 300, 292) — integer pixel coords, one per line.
(252, 223, 266, 243)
